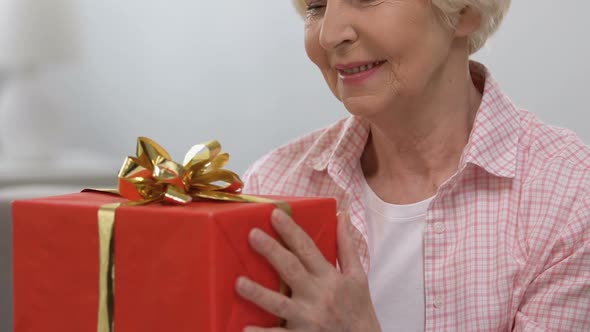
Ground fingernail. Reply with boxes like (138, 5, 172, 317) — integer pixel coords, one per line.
(236, 276, 251, 294)
(271, 209, 287, 226)
(249, 228, 265, 243)
(272, 208, 285, 219)
(236, 276, 245, 289)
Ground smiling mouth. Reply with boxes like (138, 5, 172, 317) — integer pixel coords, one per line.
(338, 61, 386, 76)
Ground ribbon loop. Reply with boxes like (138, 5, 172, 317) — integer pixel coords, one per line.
(118, 137, 245, 204)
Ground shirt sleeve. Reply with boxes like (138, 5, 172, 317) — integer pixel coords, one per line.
(513, 195, 590, 331)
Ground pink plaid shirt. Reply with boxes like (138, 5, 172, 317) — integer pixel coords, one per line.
(242, 62, 590, 331)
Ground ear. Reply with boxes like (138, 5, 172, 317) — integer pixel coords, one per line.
(454, 6, 482, 38)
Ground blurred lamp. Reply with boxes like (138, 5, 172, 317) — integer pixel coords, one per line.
(0, 0, 78, 160)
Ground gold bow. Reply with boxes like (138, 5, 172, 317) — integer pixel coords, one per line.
(97, 137, 291, 332)
(118, 137, 244, 205)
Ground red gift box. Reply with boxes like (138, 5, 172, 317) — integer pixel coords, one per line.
(13, 192, 337, 332)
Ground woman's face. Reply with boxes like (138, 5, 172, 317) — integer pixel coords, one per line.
(304, 0, 458, 117)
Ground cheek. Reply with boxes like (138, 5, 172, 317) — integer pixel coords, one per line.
(384, 60, 404, 95)
(304, 27, 340, 97)
(304, 26, 321, 68)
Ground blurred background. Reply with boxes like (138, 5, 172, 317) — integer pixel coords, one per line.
(0, 0, 588, 330)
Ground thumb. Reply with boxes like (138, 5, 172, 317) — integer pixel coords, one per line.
(336, 211, 363, 274)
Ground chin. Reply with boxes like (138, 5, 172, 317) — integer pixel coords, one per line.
(341, 95, 386, 119)
(342, 98, 383, 118)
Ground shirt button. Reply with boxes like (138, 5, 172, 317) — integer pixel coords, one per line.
(434, 296, 444, 308)
(434, 222, 445, 234)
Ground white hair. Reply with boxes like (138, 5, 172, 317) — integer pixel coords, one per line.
(292, 0, 511, 54)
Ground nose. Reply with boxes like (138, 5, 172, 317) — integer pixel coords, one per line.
(319, 2, 358, 52)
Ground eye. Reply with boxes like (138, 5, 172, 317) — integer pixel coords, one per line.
(306, 1, 326, 15)
(358, 0, 379, 6)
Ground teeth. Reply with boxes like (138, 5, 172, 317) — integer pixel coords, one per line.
(342, 61, 381, 75)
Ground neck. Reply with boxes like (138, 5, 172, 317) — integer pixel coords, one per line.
(361, 57, 482, 203)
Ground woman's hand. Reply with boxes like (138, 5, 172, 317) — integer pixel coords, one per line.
(235, 209, 382, 332)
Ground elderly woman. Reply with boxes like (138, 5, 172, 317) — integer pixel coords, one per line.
(235, 0, 590, 331)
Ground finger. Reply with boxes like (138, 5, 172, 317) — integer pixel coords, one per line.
(236, 276, 301, 321)
(336, 212, 363, 274)
(271, 209, 332, 276)
(249, 228, 308, 289)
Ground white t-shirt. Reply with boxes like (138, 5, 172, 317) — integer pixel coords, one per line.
(362, 177, 433, 332)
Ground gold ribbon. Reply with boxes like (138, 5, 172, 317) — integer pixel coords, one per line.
(96, 137, 290, 332)
(97, 203, 119, 332)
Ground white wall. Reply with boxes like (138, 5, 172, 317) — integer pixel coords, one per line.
(45, 0, 590, 175)
(474, 1, 590, 139)
(49, 0, 343, 175)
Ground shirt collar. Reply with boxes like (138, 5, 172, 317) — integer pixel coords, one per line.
(459, 62, 520, 178)
(309, 115, 370, 176)
(308, 61, 521, 181)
